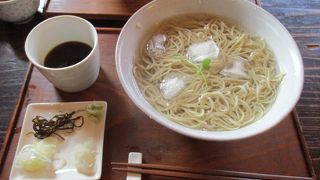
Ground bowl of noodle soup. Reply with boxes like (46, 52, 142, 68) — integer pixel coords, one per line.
(116, 0, 304, 141)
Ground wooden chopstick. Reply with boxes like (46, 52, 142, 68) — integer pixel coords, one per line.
(111, 162, 311, 180)
(112, 166, 243, 180)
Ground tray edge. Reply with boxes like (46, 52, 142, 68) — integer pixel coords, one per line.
(0, 63, 34, 172)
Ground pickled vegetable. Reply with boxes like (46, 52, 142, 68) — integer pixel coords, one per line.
(15, 137, 60, 172)
(73, 139, 97, 175)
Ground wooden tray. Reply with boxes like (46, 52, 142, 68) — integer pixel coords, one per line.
(43, 0, 260, 20)
(43, 0, 152, 20)
(0, 28, 316, 179)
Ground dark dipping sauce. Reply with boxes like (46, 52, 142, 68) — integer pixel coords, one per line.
(44, 41, 92, 68)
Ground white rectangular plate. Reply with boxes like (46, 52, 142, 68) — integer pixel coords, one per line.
(10, 101, 107, 180)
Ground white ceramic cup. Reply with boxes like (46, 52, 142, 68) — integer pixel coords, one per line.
(0, 0, 40, 23)
(25, 15, 100, 93)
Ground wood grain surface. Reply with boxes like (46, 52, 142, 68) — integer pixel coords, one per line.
(43, 0, 259, 20)
(0, 16, 43, 145)
(44, 0, 152, 20)
(0, 29, 314, 179)
(0, 0, 319, 179)
(260, 0, 320, 178)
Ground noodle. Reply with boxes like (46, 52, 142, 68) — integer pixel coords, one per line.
(133, 14, 283, 131)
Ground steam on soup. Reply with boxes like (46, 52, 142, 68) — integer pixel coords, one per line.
(133, 14, 283, 131)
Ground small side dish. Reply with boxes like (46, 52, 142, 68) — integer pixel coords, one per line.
(10, 101, 107, 180)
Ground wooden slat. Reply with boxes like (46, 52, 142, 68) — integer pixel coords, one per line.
(0, 63, 33, 171)
(44, 0, 152, 20)
(43, 0, 258, 20)
(292, 109, 317, 179)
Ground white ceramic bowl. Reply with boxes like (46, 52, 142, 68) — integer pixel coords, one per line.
(0, 0, 40, 23)
(116, 0, 304, 141)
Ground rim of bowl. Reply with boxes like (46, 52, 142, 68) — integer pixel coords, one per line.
(116, 0, 304, 141)
(25, 15, 98, 71)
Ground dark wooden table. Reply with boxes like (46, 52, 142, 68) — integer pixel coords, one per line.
(0, 0, 319, 178)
